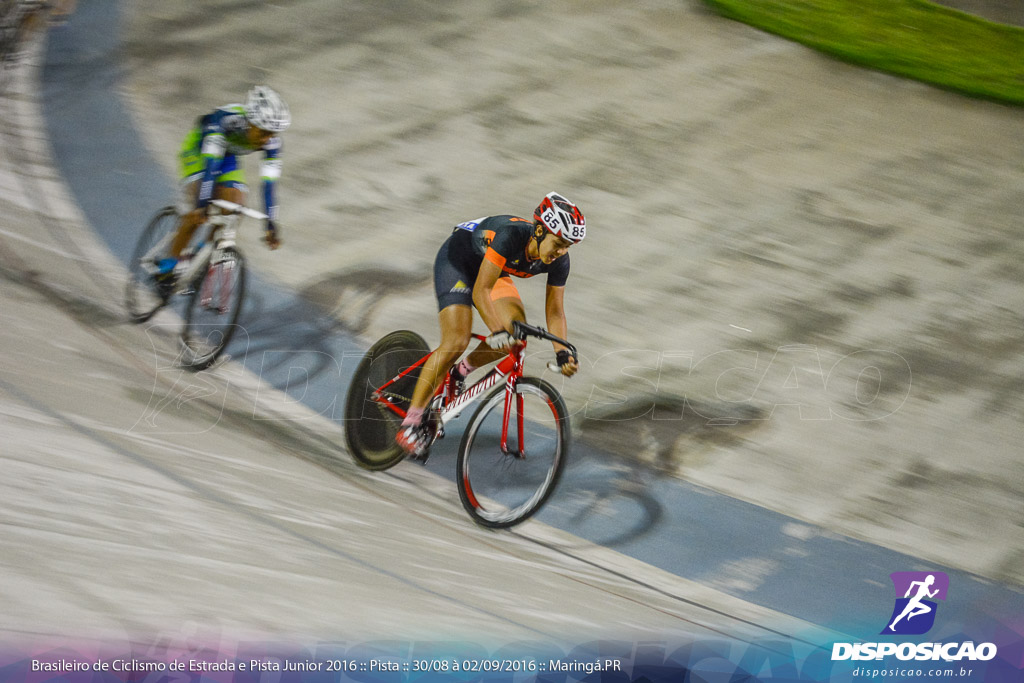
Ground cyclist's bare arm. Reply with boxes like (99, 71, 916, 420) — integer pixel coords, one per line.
(472, 258, 516, 334)
(170, 185, 245, 258)
(260, 145, 283, 250)
(544, 284, 570, 349)
(544, 285, 578, 377)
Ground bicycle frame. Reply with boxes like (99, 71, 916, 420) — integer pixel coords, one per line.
(198, 248, 239, 313)
(139, 200, 259, 291)
(371, 333, 528, 454)
(175, 213, 238, 288)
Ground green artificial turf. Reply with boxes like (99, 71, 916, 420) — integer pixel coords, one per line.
(702, 0, 1024, 104)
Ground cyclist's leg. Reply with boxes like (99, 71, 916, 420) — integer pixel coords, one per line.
(169, 157, 246, 259)
(168, 179, 203, 259)
(50, 0, 76, 25)
(408, 303, 474, 412)
(413, 234, 480, 411)
(462, 277, 526, 369)
(212, 179, 247, 208)
(168, 128, 207, 259)
(397, 303, 472, 455)
(15, 2, 47, 47)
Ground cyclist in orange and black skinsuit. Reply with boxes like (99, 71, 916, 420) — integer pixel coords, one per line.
(434, 214, 571, 310)
(397, 193, 586, 458)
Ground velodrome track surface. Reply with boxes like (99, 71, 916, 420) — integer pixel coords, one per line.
(113, 0, 1024, 591)
(2, 0, 1023, 660)
(2, 44, 824, 650)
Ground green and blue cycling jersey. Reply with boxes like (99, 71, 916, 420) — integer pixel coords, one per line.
(178, 105, 282, 220)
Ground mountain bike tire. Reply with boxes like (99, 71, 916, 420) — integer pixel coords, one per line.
(457, 376, 570, 528)
(344, 330, 430, 470)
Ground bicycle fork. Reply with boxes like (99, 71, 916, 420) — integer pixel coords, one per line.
(175, 214, 239, 294)
(500, 380, 526, 458)
(198, 256, 237, 313)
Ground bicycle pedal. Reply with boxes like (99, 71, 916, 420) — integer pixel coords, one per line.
(153, 279, 175, 301)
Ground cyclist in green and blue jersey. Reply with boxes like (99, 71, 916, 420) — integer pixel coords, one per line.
(155, 86, 290, 283)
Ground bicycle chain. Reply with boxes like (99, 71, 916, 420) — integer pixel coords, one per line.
(375, 389, 412, 408)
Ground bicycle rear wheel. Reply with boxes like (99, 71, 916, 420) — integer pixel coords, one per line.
(457, 376, 569, 528)
(179, 246, 246, 371)
(344, 330, 429, 470)
(125, 206, 177, 323)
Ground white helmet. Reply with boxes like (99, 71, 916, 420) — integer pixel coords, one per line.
(534, 192, 586, 243)
(244, 85, 291, 133)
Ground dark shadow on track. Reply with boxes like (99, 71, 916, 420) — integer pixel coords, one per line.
(546, 395, 765, 548)
(298, 267, 429, 336)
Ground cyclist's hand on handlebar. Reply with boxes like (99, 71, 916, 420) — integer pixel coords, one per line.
(264, 220, 281, 250)
(555, 349, 579, 377)
(486, 330, 521, 351)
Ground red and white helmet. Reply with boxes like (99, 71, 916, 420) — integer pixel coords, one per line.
(534, 192, 586, 244)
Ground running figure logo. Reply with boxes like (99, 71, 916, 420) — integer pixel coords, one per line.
(881, 571, 949, 635)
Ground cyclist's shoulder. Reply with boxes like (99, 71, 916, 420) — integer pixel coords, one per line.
(453, 215, 533, 254)
(481, 214, 532, 229)
(486, 215, 533, 243)
(199, 105, 246, 132)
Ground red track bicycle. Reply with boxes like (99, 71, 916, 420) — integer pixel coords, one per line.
(344, 321, 576, 528)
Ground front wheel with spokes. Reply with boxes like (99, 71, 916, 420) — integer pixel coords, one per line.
(179, 246, 246, 371)
(457, 376, 569, 528)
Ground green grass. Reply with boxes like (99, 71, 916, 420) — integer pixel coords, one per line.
(702, 0, 1024, 104)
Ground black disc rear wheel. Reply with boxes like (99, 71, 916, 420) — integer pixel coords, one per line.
(344, 330, 430, 470)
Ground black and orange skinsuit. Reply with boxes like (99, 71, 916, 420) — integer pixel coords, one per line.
(433, 215, 570, 311)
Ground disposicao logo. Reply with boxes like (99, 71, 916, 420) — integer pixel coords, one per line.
(831, 571, 998, 662)
(882, 571, 948, 635)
